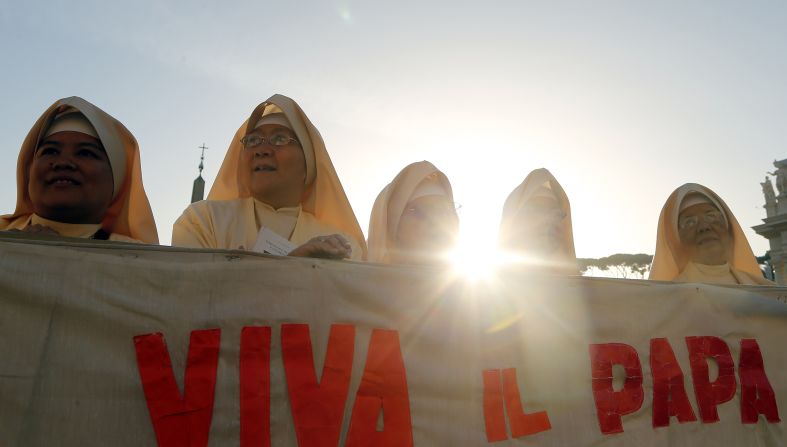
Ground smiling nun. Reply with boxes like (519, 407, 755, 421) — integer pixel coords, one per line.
(0, 96, 158, 243)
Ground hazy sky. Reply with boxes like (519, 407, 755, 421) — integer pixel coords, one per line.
(2, 1, 786, 258)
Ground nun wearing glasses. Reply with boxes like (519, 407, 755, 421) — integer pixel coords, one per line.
(172, 94, 367, 260)
(498, 168, 578, 274)
(367, 161, 459, 265)
(649, 183, 772, 285)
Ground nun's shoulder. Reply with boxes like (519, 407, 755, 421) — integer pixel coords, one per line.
(0, 214, 32, 231)
(108, 233, 145, 244)
(179, 197, 251, 220)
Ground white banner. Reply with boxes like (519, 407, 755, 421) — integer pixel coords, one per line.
(0, 235, 785, 446)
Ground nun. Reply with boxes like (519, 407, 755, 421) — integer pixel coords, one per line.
(649, 183, 772, 285)
(0, 96, 158, 243)
(172, 94, 366, 260)
(499, 168, 577, 274)
(367, 161, 458, 265)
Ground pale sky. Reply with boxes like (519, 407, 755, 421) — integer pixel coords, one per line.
(2, 1, 786, 258)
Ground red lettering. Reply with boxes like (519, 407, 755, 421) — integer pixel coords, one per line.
(346, 329, 413, 447)
(482, 369, 507, 442)
(281, 324, 354, 447)
(685, 336, 737, 423)
(133, 329, 221, 447)
(739, 339, 781, 424)
(588, 343, 644, 434)
(240, 327, 271, 447)
(481, 368, 550, 441)
(650, 338, 697, 427)
(502, 368, 551, 437)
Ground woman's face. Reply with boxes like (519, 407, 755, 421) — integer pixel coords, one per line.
(241, 124, 306, 209)
(394, 194, 458, 263)
(28, 131, 114, 224)
(678, 202, 731, 265)
(510, 196, 566, 256)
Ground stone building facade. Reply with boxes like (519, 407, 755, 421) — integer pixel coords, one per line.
(753, 159, 787, 284)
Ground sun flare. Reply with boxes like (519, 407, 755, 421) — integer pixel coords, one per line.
(450, 217, 504, 281)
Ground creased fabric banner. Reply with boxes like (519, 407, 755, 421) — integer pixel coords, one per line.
(0, 235, 785, 446)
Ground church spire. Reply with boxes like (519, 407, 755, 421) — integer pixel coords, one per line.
(191, 143, 207, 203)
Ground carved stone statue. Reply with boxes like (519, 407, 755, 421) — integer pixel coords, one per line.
(762, 177, 777, 217)
(771, 159, 787, 196)
(754, 159, 787, 283)
(763, 177, 776, 202)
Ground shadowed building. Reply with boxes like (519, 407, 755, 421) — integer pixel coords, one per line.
(753, 159, 787, 283)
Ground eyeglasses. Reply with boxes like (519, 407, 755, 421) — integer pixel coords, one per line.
(519, 205, 566, 222)
(678, 210, 726, 230)
(240, 133, 299, 149)
(404, 202, 460, 220)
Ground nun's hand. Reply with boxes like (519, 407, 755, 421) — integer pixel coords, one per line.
(289, 234, 352, 260)
(17, 224, 61, 236)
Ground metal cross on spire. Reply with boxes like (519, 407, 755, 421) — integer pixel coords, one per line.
(198, 143, 208, 176)
(191, 143, 208, 203)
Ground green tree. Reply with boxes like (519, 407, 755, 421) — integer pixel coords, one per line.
(578, 253, 653, 279)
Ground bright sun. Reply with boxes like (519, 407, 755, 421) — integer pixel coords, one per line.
(450, 217, 503, 281)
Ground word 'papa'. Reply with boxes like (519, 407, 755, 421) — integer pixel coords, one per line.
(133, 324, 413, 447)
(589, 337, 780, 434)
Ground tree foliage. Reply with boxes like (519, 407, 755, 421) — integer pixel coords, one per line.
(578, 252, 773, 280)
(578, 253, 653, 279)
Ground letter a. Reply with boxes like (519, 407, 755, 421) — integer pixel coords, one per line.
(346, 329, 414, 447)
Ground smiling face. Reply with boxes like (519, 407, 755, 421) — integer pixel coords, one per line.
(27, 131, 114, 224)
(677, 202, 731, 265)
(240, 124, 306, 209)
